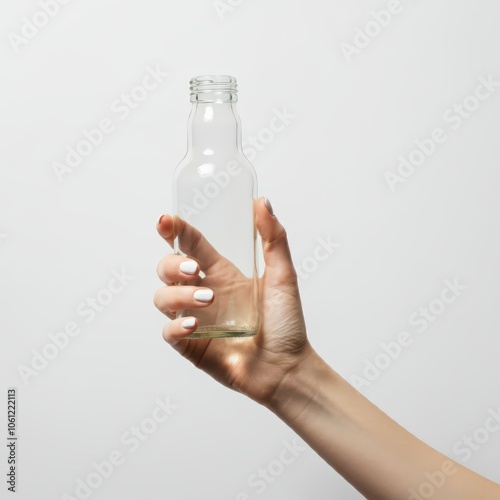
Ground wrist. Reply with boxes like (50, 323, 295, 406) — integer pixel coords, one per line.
(264, 347, 339, 424)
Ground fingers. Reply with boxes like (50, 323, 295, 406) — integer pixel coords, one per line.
(154, 285, 214, 316)
(157, 254, 200, 285)
(157, 214, 176, 247)
(255, 197, 296, 282)
(157, 214, 221, 269)
(162, 317, 198, 346)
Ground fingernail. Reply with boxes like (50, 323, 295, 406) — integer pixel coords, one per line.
(182, 317, 196, 329)
(264, 197, 274, 216)
(158, 214, 165, 225)
(194, 289, 214, 303)
(179, 260, 198, 275)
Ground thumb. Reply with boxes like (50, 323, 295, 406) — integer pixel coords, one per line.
(255, 197, 297, 282)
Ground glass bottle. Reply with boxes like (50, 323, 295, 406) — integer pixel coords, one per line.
(172, 75, 259, 338)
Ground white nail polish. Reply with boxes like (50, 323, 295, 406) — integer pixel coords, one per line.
(194, 289, 213, 302)
(180, 260, 198, 275)
(182, 317, 196, 329)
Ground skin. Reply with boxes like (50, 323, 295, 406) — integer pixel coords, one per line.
(154, 196, 500, 500)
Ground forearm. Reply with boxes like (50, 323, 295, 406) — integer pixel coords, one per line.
(266, 349, 499, 500)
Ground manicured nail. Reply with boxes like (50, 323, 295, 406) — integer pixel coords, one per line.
(158, 214, 165, 225)
(194, 289, 214, 303)
(264, 197, 274, 216)
(182, 317, 196, 329)
(179, 260, 198, 275)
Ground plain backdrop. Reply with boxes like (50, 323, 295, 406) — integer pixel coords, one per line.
(1, 1, 499, 499)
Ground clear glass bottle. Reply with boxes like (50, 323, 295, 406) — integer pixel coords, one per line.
(172, 75, 259, 338)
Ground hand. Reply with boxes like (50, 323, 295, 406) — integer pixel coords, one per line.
(153, 197, 314, 405)
(154, 199, 500, 500)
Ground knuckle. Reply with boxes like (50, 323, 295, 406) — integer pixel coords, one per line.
(161, 323, 171, 342)
(266, 226, 288, 250)
(153, 288, 164, 309)
(156, 260, 166, 280)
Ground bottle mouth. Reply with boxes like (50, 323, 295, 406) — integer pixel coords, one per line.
(189, 75, 238, 103)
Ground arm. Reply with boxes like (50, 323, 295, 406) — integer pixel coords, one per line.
(154, 197, 500, 499)
(266, 349, 499, 499)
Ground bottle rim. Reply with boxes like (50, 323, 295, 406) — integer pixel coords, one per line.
(189, 75, 238, 103)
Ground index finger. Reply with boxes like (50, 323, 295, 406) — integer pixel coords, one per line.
(156, 214, 222, 270)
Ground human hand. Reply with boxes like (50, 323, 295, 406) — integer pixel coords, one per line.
(153, 197, 314, 406)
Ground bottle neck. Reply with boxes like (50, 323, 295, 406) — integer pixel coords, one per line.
(187, 102, 242, 153)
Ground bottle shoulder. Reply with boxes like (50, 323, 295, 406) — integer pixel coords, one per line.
(174, 153, 256, 177)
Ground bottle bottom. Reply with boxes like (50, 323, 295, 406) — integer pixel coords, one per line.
(187, 325, 258, 339)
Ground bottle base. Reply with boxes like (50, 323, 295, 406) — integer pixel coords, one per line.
(187, 325, 258, 339)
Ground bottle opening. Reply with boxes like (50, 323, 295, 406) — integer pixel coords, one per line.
(190, 75, 238, 103)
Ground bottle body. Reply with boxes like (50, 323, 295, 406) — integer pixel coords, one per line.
(172, 76, 259, 338)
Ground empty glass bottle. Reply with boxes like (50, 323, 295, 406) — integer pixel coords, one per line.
(172, 75, 259, 338)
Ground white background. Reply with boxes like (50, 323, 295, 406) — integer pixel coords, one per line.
(1, 0, 499, 499)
